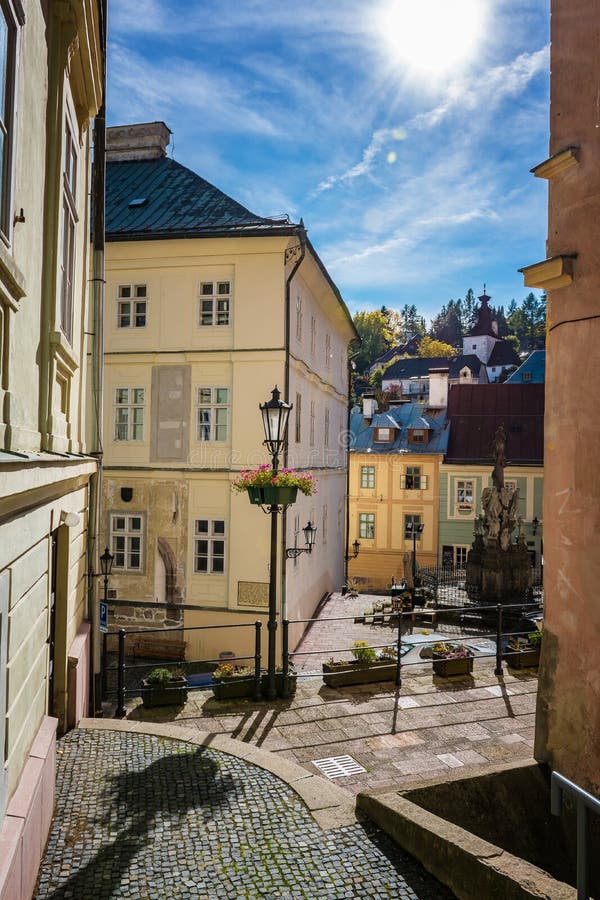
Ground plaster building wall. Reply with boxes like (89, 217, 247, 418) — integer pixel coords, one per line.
(526, 0, 600, 793)
(0, 1, 103, 896)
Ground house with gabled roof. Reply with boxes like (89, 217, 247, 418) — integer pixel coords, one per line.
(102, 122, 358, 661)
(347, 395, 449, 589)
(462, 289, 521, 382)
(506, 350, 546, 383)
(382, 354, 486, 399)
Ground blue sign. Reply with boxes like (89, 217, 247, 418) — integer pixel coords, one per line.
(99, 600, 108, 634)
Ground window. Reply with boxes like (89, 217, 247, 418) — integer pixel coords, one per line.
(455, 546, 469, 568)
(522, 371, 532, 382)
(325, 334, 331, 369)
(403, 466, 428, 490)
(374, 427, 392, 442)
(198, 281, 231, 326)
(361, 466, 375, 489)
(409, 429, 426, 443)
(194, 519, 226, 573)
(324, 407, 329, 448)
(295, 392, 301, 443)
(456, 480, 474, 506)
(117, 284, 147, 328)
(114, 388, 145, 441)
(359, 513, 375, 539)
(111, 515, 143, 571)
(295, 295, 302, 341)
(404, 513, 422, 540)
(0, 3, 17, 243)
(196, 387, 229, 441)
(60, 119, 78, 343)
(310, 400, 315, 447)
(310, 316, 316, 355)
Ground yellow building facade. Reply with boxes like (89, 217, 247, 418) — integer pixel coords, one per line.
(102, 124, 357, 662)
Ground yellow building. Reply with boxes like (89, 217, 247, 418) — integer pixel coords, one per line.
(102, 123, 358, 662)
(347, 394, 448, 590)
(0, 1, 103, 895)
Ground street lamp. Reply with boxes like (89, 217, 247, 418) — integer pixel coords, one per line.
(259, 386, 292, 700)
(99, 547, 114, 704)
(345, 539, 361, 561)
(532, 516, 540, 536)
(405, 521, 424, 585)
(286, 521, 318, 559)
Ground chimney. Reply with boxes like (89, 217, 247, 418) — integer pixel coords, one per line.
(106, 122, 172, 162)
(362, 393, 377, 420)
(428, 368, 449, 407)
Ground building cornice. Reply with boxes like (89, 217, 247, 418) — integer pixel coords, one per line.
(531, 147, 579, 180)
(518, 255, 576, 291)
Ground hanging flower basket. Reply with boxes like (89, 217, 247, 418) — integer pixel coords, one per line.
(232, 465, 316, 507)
(247, 485, 298, 506)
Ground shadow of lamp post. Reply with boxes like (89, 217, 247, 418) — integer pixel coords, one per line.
(286, 521, 318, 559)
(99, 547, 114, 703)
(259, 386, 292, 700)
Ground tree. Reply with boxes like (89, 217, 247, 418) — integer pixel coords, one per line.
(400, 304, 426, 337)
(352, 310, 393, 373)
(430, 302, 462, 347)
(380, 306, 404, 345)
(419, 337, 456, 358)
(506, 292, 546, 352)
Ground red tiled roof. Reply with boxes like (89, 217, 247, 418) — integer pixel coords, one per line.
(446, 383, 544, 464)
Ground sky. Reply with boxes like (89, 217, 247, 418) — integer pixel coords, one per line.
(107, 0, 550, 323)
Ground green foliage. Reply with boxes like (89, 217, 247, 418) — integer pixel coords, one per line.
(400, 303, 426, 337)
(352, 310, 394, 373)
(419, 336, 456, 358)
(147, 667, 175, 687)
(351, 641, 377, 663)
(506, 291, 546, 352)
(527, 630, 542, 648)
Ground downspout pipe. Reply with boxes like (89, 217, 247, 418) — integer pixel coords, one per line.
(88, 0, 107, 717)
(281, 224, 306, 625)
(344, 341, 361, 588)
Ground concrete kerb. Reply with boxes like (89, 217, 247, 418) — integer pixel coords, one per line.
(78, 718, 358, 829)
(356, 761, 576, 900)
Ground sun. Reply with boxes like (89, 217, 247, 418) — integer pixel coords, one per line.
(376, 0, 487, 80)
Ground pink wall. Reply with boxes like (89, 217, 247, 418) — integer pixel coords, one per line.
(0, 716, 57, 900)
(534, 0, 600, 793)
(67, 622, 90, 729)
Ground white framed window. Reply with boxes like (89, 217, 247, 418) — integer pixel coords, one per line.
(194, 519, 226, 573)
(361, 465, 375, 489)
(0, 2, 19, 244)
(359, 513, 375, 539)
(117, 284, 147, 328)
(404, 513, 422, 540)
(198, 281, 231, 326)
(454, 545, 469, 568)
(410, 429, 426, 443)
(402, 466, 428, 490)
(324, 407, 329, 449)
(110, 514, 143, 571)
(114, 387, 145, 441)
(295, 295, 302, 341)
(59, 118, 78, 343)
(310, 400, 315, 447)
(295, 392, 301, 443)
(310, 316, 316, 355)
(456, 480, 474, 506)
(325, 333, 331, 369)
(374, 427, 392, 442)
(196, 387, 229, 442)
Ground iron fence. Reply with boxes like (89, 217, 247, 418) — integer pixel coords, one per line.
(416, 564, 543, 608)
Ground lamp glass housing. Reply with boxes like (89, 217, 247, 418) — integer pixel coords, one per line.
(303, 521, 317, 551)
(260, 386, 292, 458)
(352, 539, 360, 557)
(100, 547, 114, 577)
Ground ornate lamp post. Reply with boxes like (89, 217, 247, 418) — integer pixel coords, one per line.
(99, 547, 114, 702)
(405, 521, 424, 585)
(259, 386, 292, 700)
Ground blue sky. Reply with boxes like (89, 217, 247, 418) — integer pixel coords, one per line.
(107, 0, 550, 322)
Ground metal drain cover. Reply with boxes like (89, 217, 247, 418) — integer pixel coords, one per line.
(312, 755, 366, 779)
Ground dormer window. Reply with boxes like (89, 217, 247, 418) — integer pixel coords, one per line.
(374, 427, 392, 442)
(408, 428, 427, 444)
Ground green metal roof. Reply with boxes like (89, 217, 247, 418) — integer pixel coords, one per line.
(106, 157, 297, 240)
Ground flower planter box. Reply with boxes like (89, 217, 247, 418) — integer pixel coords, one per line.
(503, 647, 540, 668)
(432, 656, 474, 678)
(322, 660, 397, 688)
(141, 677, 188, 708)
(247, 486, 298, 506)
(212, 672, 296, 701)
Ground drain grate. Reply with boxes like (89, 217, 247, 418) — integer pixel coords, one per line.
(312, 755, 366, 779)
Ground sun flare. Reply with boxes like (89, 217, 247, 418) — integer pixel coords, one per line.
(376, 0, 487, 79)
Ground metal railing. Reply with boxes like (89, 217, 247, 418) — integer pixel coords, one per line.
(551, 771, 600, 900)
(103, 620, 263, 716)
(283, 600, 543, 686)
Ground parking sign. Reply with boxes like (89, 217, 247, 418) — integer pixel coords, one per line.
(99, 600, 108, 634)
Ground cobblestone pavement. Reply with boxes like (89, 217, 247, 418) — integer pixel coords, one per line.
(124, 593, 538, 796)
(34, 729, 453, 900)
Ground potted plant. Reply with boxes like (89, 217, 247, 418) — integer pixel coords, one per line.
(212, 663, 297, 700)
(141, 667, 188, 708)
(322, 641, 398, 687)
(503, 630, 542, 668)
(431, 642, 474, 678)
(231, 464, 317, 507)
